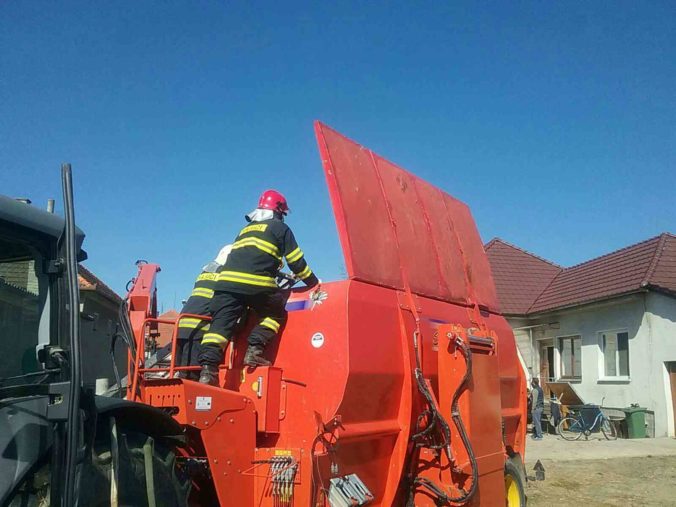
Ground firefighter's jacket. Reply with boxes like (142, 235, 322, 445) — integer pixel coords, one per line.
(177, 269, 219, 333)
(214, 218, 318, 294)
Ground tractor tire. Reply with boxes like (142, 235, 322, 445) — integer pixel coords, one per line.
(124, 432, 190, 507)
(504, 459, 527, 507)
(82, 430, 190, 507)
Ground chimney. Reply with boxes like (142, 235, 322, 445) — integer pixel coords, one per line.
(47, 199, 55, 213)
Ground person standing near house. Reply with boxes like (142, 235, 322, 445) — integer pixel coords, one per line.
(531, 378, 545, 440)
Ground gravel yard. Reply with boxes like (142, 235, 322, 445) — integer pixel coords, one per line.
(524, 436, 676, 506)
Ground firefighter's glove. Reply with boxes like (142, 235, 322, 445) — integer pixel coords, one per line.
(309, 281, 327, 309)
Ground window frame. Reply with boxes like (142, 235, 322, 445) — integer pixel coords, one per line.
(557, 334, 582, 381)
(0, 224, 58, 380)
(598, 329, 631, 381)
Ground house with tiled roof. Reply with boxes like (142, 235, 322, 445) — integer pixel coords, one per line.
(0, 255, 125, 386)
(78, 264, 127, 387)
(485, 233, 676, 437)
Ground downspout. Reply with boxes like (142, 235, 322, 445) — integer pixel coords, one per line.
(529, 328, 534, 382)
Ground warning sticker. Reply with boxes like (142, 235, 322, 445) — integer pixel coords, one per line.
(195, 396, 212, 411)
(311, 332, 325, 348)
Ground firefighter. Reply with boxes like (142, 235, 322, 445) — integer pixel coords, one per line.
(173, 245, 231, 379)
(198, 190, 319, 385)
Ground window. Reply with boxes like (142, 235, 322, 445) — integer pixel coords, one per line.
(0, 236, 47, 379)
(600, 331, 629, 378)
(559, 335, 581, 380)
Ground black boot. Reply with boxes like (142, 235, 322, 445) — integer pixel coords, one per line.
(198, 364, 219, 385)
(243, 345, 271, 367)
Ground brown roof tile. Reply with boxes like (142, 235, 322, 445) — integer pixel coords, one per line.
(487, 233, 676, 316)
(528, 234, 674, 313)
(647, 234, 676, 291)
(78, 264, 122, 304)
(156, 310, 179, 347)
(484, 239, 562, 314)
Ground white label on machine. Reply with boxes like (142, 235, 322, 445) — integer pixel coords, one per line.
(311, 332, 325, 348)
(195, 396, 212, 411)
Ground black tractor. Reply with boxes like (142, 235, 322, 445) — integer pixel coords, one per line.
(0, 166, 188, 506)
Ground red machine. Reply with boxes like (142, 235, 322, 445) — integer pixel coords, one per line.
(125, 122, 527, 506)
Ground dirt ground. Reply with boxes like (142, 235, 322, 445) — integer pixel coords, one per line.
(526, 455, 676, 506)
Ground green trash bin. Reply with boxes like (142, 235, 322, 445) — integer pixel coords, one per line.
(623, 407, 648, 438)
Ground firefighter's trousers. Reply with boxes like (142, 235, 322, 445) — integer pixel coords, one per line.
(175, 326, 205, 367)
(199, 290, 287, 366)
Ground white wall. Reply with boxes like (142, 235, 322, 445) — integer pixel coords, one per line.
(507, 317, 534, 374)
(645, 292, 676, 437)
(508, 293, 676, 436)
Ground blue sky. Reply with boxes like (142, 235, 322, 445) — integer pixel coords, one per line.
(2, 1, 674, 310)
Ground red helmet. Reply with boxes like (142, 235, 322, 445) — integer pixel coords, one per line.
(258, 189, 289, 214)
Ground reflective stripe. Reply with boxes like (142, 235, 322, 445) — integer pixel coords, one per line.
(260, 317, 280, 332)
(197, 272, 219, 282)
(178, 318, 210, 330)
(232, 237, 281, 259)
(201, 332, 228, 346)
(217, 270, 278, 288)
(297, 265, 313, 280)
(240, 223, 268, 234)
(191, 287, 214, 298)
(286, 247, 303, 263)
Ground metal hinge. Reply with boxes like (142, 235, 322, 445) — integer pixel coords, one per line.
(44, 258, 65, 274)
(46, 382, 71, 421)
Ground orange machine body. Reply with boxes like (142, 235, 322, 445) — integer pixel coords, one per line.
(127, 123, 527, 506)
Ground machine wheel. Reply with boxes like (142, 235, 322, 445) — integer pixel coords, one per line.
(557, 417, 583, 441)
(504, 460, 526, 507)
(126, 433, 190, 507)
(83, 431, 190, 507)
(601, 418, 618, 441)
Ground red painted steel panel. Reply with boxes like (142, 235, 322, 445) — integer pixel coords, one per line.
(315, 121, 499, 312)
(412, 177, 471, 304)
(316, 124, 403, 290)
(373, 155, 444, 298)
(442, 195, 499, 310)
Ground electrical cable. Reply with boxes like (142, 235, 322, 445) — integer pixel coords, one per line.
(117, 299, 136, 358)
(105, 299, 139, 397)
(109, 330, 123, 398)
(0, 368, 61, 386)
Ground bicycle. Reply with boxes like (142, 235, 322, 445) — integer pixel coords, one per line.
(557, 401, 618, 441)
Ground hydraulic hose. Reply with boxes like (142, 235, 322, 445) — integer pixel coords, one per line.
(411, 332, 452, 455)
(448, 337, 479, 501)
(411, 334, 479, 505)
(61, 163, 82, 507)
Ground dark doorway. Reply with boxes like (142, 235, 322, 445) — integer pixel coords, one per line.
(539, 340, 555, 397)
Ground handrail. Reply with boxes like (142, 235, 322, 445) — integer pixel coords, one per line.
(130, 313, 212, 401)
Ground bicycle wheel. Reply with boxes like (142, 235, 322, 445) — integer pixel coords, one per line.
(601, 417, 618, 440)
(558, 416, 584, 441)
